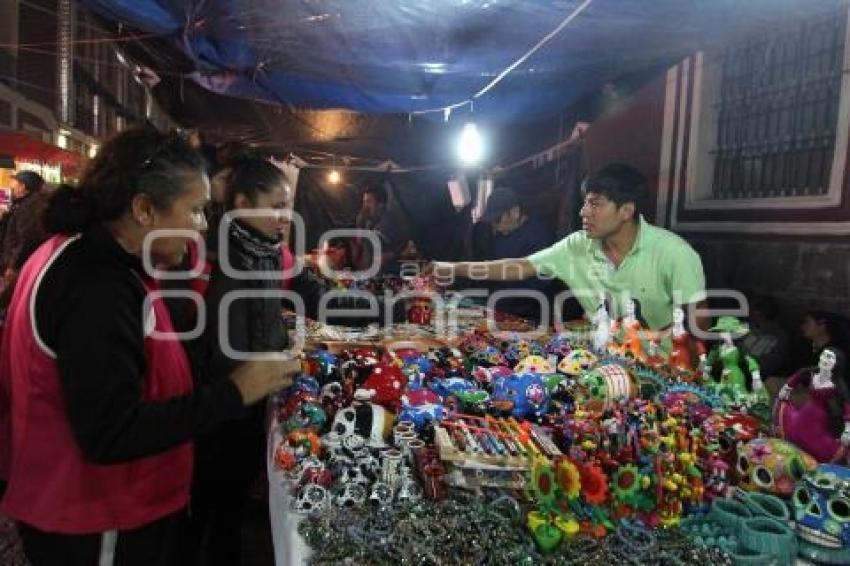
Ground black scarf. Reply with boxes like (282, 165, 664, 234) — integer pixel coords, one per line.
(225, 219, 286, 353)
(227, 219, 281, 273)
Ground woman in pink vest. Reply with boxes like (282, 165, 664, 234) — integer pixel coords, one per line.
(0, 129, 300, 566)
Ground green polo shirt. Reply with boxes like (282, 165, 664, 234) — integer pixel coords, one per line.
(527, 217, 705, 329)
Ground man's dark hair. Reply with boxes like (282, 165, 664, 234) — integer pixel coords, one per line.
(362, 184, 388, 205)
(581, 163, 648, 219)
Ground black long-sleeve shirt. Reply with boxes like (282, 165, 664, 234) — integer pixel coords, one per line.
(33, 224, 243, 465)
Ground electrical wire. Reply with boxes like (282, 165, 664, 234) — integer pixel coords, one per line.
(411, 0, 595, 116)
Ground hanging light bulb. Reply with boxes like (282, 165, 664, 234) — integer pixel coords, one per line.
(457, 122, 483, 166)
(327, 169, 341, 184)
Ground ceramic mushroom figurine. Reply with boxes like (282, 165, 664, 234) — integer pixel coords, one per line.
(776, 347, 850, 464)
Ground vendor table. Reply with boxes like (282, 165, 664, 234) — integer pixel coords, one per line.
(267, 406, 311, 566)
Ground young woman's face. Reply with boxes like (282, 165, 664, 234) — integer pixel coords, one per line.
(234, 181, 289, 239)
(148, 172, 210, 268)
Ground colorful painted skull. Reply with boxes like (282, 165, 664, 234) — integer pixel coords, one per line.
(471, 365, 512, 386)
(399, 387, 445, 429)
(399, 401, 446, 429)
(793, 464, 850, 562)
(281, 401, 327, 433)
(703, 412, 761, 476)
(544, 335, 572, 360)
(428, 376, 488, 411)
(427, 347, 466, 371)
(502, 338, 544, 365)
(491, 372, 549, 419)
(469, 346, 507, 367)
(576, 364, 636, 411)
(736, 437, 817, 496)
(514, 355, 556, 375)
(339, 349, 380, 388)
(400, 354, 434, 377)
(558, 349, 598, 376)
(457, 330, 491, 355)
(307, 350, 340, 384)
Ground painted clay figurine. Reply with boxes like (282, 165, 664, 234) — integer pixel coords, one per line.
(702, 316, 762, 398)
(591, 292, 611, 355)
(609, 299, 647, 363)
(776, 347, 850, 463)
(662, 306, 706, 377)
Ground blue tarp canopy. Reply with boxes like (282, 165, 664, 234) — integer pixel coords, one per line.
(81, 0, 836, 121)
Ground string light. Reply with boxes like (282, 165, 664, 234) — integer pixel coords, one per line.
(327, 169, 341, 184)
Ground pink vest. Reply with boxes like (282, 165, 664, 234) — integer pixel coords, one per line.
(281, 246, 294, 290)
(0, 234, 194, 534)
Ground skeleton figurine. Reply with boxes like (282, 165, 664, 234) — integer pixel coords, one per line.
(661, 306, 706, 378)
(591, 293, 611, 355)
(776, 347, 850, 463)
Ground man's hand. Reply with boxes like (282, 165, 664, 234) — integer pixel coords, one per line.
(422, 261, 455, 279)
(229, 356, 302, 406)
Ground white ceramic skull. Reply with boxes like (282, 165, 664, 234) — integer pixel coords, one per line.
(342, 433, 368, 455)
(357, 454, 381, 480)
(396, 478, 422, 503)
(293, 484, 328, 514)
(334, 482, 367, 508)
(326, 449, 353, 474)
(339, 465, 370, 486)
(369, 481, 394, 507)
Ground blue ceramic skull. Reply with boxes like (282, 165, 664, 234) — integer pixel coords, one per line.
(793, 464, 850, 562)
(490, 372, 549, 419)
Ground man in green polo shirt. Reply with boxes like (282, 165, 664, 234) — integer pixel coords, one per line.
(429, 164, 707, 330)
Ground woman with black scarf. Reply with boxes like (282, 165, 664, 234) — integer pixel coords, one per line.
(176, 155, 297, 566)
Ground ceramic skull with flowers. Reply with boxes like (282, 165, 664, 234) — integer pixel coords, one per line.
(736, 437, 817, 497)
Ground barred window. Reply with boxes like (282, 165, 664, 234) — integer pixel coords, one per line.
(711, 11, 846, 199)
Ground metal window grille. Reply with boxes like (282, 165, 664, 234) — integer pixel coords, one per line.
(712, 9, 846, 199)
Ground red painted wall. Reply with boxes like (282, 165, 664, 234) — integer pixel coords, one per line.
(583, 74, 667, 223)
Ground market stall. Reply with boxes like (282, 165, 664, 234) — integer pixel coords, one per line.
(265, 280, 849, 566)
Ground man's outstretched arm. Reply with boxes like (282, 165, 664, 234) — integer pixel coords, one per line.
(426, 258, 537, 282)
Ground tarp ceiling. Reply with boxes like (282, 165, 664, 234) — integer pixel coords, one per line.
(81, 0, 836, 121)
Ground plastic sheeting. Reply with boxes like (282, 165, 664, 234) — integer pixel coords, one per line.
(80, 0, 839, 119)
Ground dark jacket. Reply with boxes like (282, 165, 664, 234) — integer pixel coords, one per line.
(0, 189, 50, 273)
(203, 220, 288, 385)
(31, 224, 243, 463)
